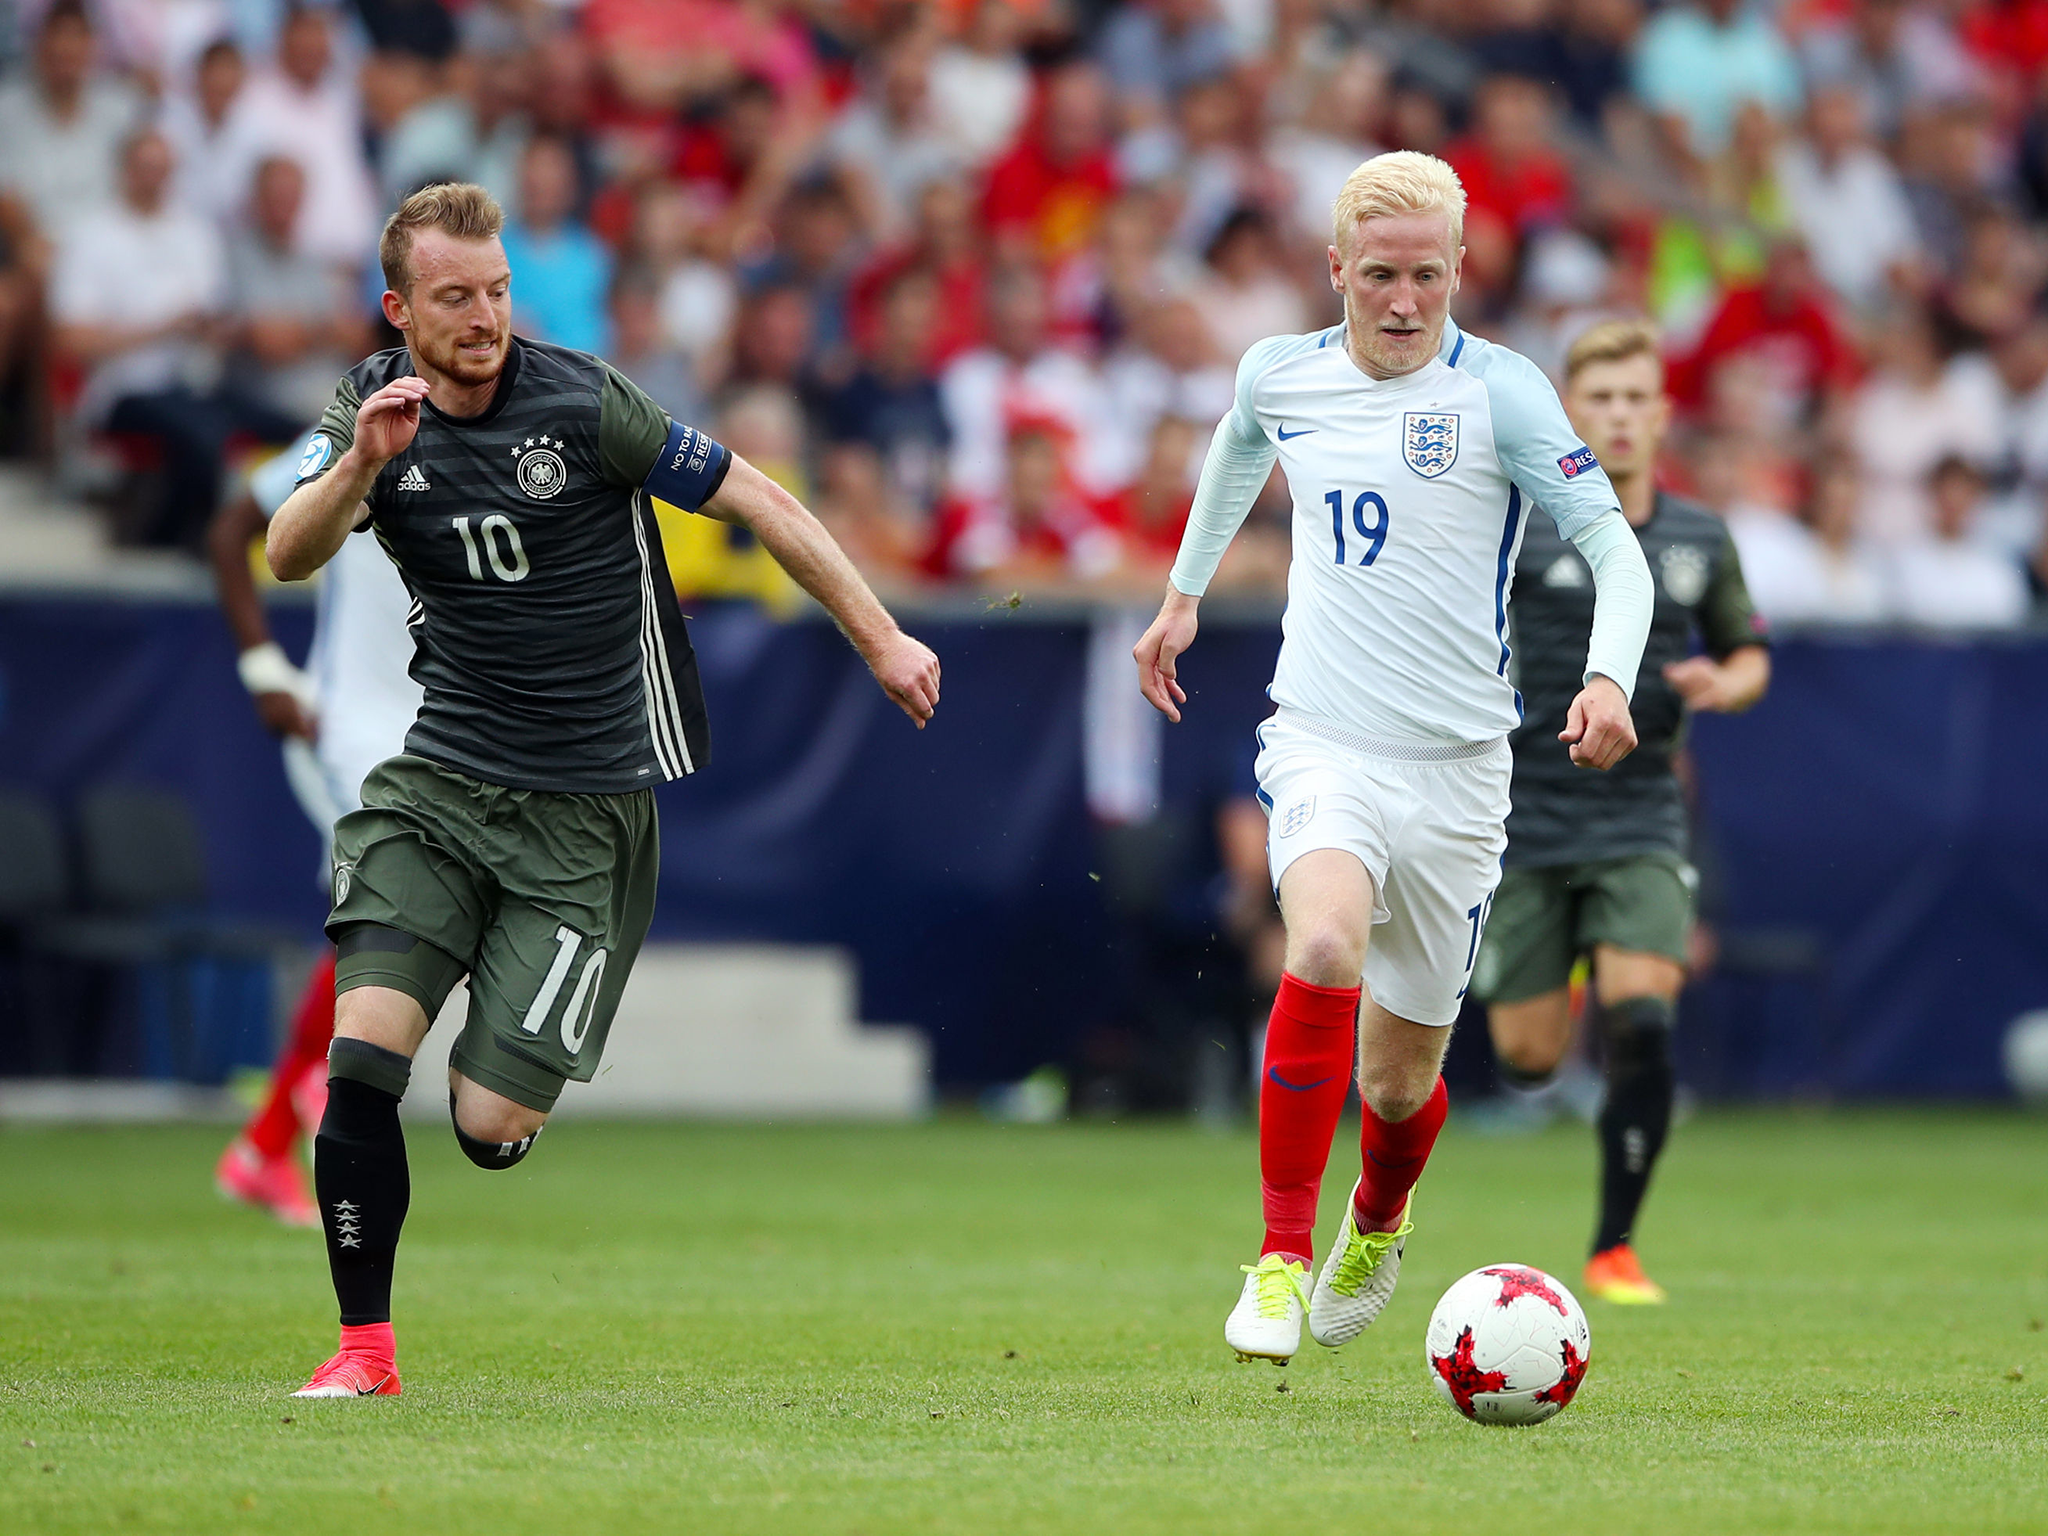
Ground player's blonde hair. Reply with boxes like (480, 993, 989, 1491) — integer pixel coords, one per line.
(1564, 318, 1664, 386)
(1331, 151, 1466, 255)
(380, 182, 505, 295)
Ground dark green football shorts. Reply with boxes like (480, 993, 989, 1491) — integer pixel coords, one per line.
(327, 754, 659, 1112)
(1469, 854, 1694, 1006)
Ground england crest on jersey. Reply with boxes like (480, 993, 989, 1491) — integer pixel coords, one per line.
(1403, 412, 1460, 478)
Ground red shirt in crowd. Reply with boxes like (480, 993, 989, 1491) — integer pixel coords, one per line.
(981, 139, 1119, 264)
(1443, 139, 1574, 235)
(1670, 282, 1861, 411)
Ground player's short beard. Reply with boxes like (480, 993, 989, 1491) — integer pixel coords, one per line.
(1344, 293, 1442, 380)
(421, 324, 508, 387)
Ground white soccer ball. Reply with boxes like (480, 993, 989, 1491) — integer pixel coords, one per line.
(1424, 1264, 1592, 1425)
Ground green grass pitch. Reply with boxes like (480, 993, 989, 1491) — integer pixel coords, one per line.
(2, 1110, 2044, 1534)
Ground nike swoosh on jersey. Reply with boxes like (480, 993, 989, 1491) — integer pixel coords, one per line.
(1267, 1066, 1335, 1092)
(1276, 425, 1316, 440)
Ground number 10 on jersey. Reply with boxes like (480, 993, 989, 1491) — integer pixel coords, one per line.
(1325, 490, 1389, 566)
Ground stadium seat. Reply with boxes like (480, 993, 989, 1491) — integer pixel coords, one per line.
(36, 785, 298, 1082)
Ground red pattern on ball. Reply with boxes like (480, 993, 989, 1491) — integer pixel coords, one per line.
(1431, 1325, 1510, 1417)
(1481, 1265, 1569, 1316)
(1534, 1337, 1589, 1407)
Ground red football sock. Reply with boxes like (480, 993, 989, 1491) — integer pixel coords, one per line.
(1354, 1075, 1448, 1232)
(1258, 973, 1360, 1261)
(244, 951, 338, 1160)
(339, 1320, 396, 1363)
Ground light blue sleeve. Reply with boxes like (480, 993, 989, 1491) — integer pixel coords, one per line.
(251, 433, 322, 519)
(1565, 509, 1655, 700)
(1466, 339, 1620, 542)
(1167, 333, 1297, 597)
(1463, 334, 1649, 695)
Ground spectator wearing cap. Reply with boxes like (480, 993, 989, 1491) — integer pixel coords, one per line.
(940, 263, 1116, 502)
(1886, 454, 2030, 626)
(1775, 85, 1921, 315)
(501, 135, 613, 355)
(225, 154, 369, 424)
(53, 128, 300, 548)
(1630, 0, 1801, 160)
(0, 1, 143, 265)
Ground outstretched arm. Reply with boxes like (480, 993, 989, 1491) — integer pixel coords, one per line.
(700, 455, 941, 728)
(1135, 340, 1282, 720)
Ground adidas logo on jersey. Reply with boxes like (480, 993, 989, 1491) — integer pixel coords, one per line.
(396, 465, 430, 492)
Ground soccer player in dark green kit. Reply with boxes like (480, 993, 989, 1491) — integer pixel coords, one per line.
(269, 184, 941, 1396)
(1470, 320, 1769, 1306)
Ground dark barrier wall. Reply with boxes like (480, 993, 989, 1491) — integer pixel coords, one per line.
(1, 596, 2043, 1096)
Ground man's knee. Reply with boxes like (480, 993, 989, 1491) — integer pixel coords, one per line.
(1357, 1054, 1439, 1122)
(1488, 991, 1572, 1084)
(1601, 995, 1675, 1079)
(1285, 920, 1368, 987)
(450, 1092, 547, 1169)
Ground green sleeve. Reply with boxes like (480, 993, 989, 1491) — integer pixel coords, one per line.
(300, 375, 360, 479)
(597, 364, 671, 489)
(1700, 525, 1768, 658)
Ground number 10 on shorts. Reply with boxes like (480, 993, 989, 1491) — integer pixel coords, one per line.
(521, 925, 609, 1055)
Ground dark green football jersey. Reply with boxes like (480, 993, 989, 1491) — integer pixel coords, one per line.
(1503, 491, 1767, 867)
(300, 338, 727, 794)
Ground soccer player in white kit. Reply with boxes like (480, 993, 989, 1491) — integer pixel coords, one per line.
(1133, 153, 1656, 1364)
(210, 433, 424, 1225)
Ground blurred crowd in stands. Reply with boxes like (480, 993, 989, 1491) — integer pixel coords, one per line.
(2, 0, 2048, 623)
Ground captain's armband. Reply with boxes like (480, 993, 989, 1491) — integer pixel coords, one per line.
(643, 420, 732, 512)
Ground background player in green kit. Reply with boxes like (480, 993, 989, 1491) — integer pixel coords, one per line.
(1471, 320, 1770, 1306)
(267, 184, 941, 1397)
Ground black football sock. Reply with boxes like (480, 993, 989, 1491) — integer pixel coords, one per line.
(1592, 996, 1676, 1256)
(316, 1039, 413, 1327)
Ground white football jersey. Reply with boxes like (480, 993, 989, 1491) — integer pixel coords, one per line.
(252, 436, 424, 822)
(1184, 320, 1623, 745)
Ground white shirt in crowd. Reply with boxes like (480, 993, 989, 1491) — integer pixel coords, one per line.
(51, 198, 224, 425)
(1728, 508, 1889, 623)
(227, 64, 378, 264)
(1774, 141, 1920, 312)
(1886, 538, 2031, 629)
(927, 40, 1030, 169)
(941, 345, 1121, 500)
(1849, 361, 2004, 544)
(0, 74, 142, 241)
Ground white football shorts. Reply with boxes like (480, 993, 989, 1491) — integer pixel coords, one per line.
(1254, 708, 1510, 1027)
